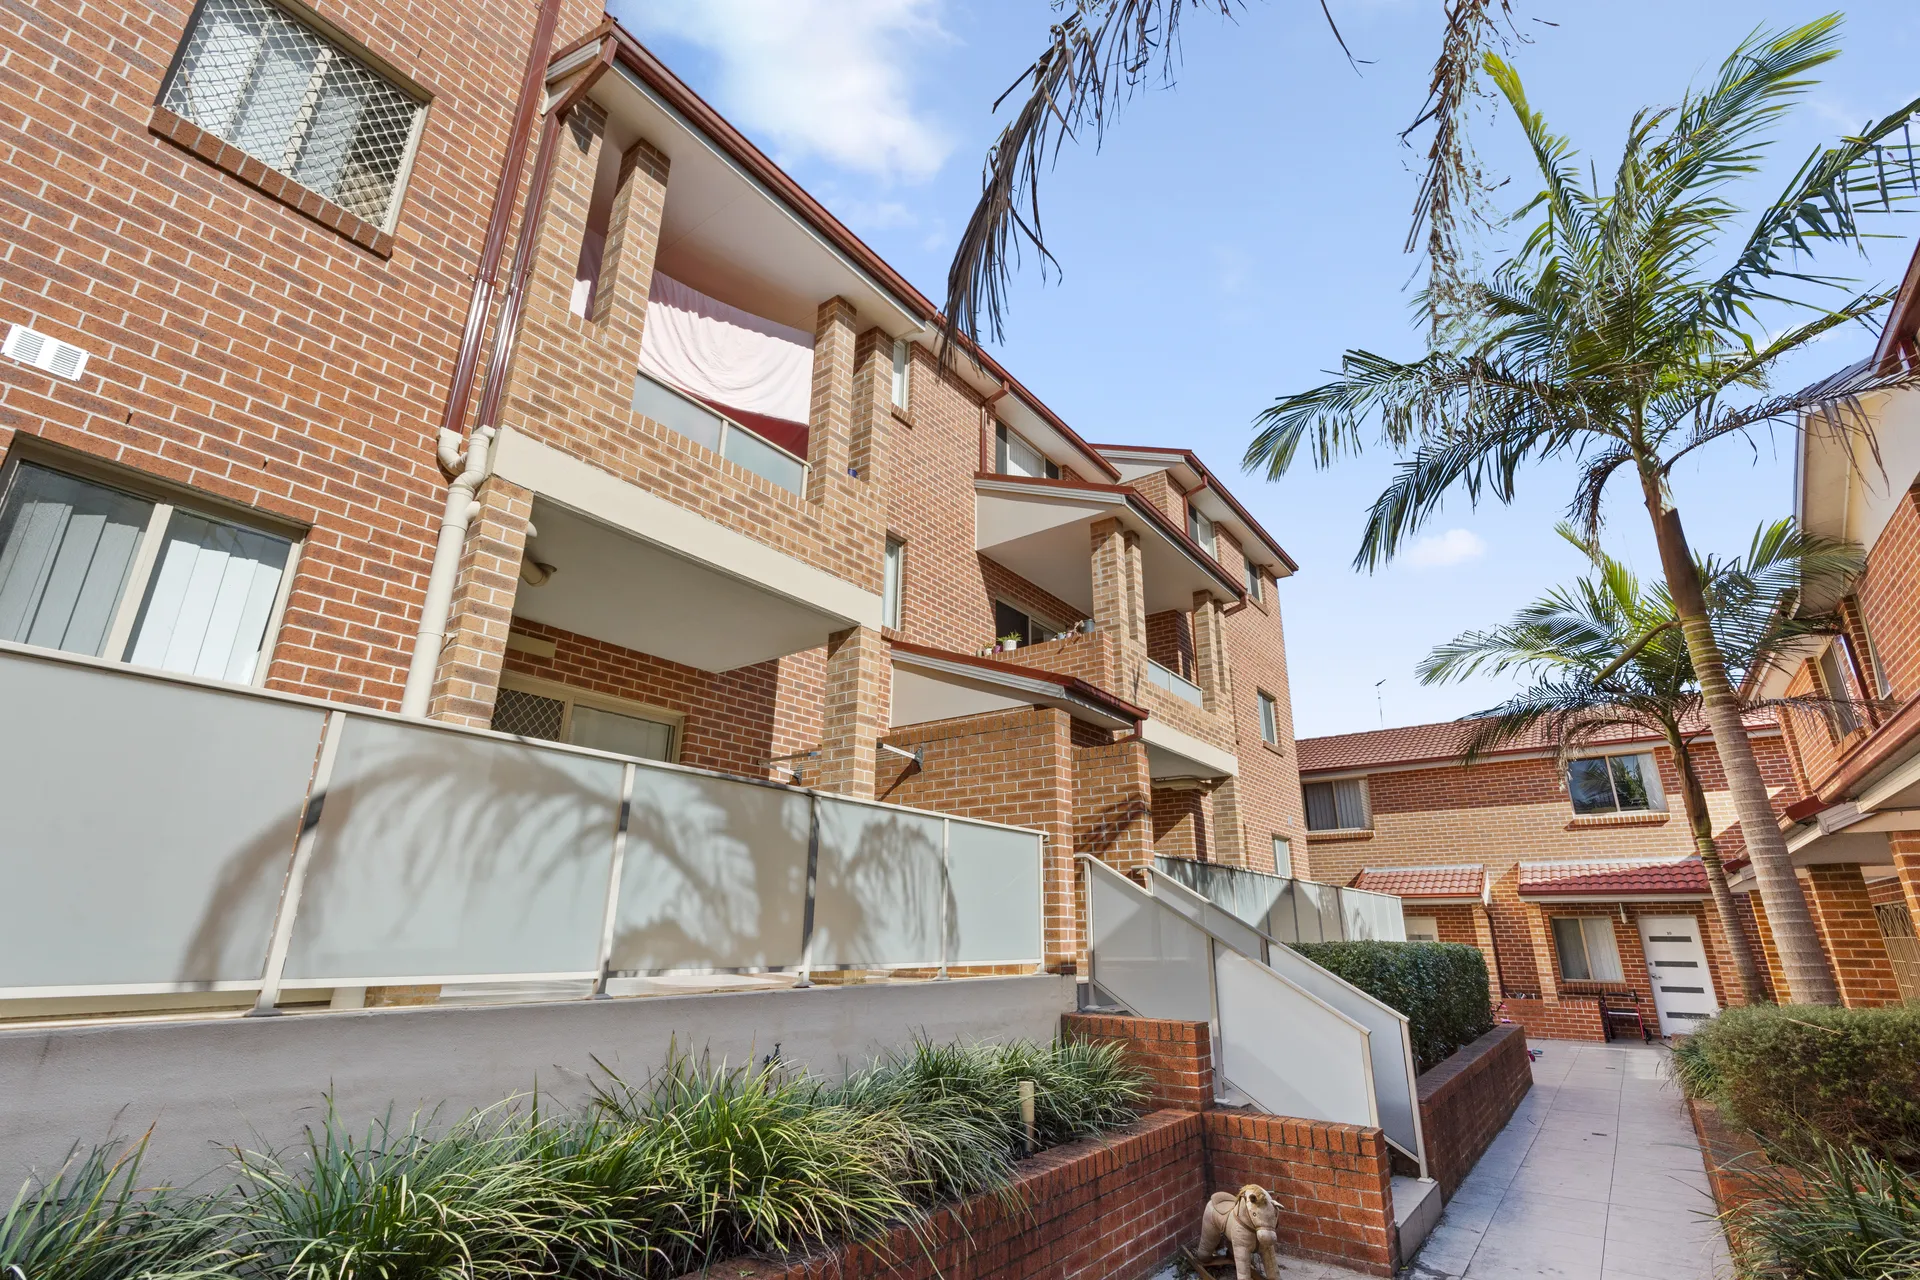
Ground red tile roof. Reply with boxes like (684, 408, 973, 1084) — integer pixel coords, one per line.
(1350, 865, 1486, 899)
(1298, 708, 1777, 774)
(1517, 858, 1709, 898)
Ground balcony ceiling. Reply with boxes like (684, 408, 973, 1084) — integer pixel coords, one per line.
(889, 646, 1138, 733)
(513, 502, 859, 672)
(592, 63, 922, 339)
(974, 480, 1233, 616)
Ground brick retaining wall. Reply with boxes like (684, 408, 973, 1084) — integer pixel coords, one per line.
(1416, 1024, 1533, 1201)
(1062, 1011, 1213, 1111)
(1203, 1111, 1398, 1275)
(670, 1109, 1205, 1280)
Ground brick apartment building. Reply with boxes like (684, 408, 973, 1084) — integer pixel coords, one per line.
(1743, 235, 1920, 1008)
(0, 4, 1307, 979)
(1297, 719, 1794, 1039)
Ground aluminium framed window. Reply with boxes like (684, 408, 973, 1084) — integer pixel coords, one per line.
(891, 339, 911, 410)
(1403, 915, 1440, 943)
(993, 598, 1061, 648)
(1270, 835, 1293, 878)
(1815, 639, 1864, 739)
(490, 672, 683, 764)
(1566, 751, 1666, 816)
(0, 456, 299, 686)
(1257, 689, 1280, 744)
(1188, 505, 1214, 552)
(882, 535, 905, 630)
(1303, 778, 1369, 832)
(159, 0, 429, 231)
(1552, 915, 1625, 983)
(995, 423, 1059, 479)
(1245, 558, 1263, 601)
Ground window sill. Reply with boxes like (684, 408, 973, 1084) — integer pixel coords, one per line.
(1565, 811, 1669, 830)
(149, 107, 395, 257)
(1306, 827, 1373, 842)
(1259, 740, 1288, 760)
(890, 405, 916, 429)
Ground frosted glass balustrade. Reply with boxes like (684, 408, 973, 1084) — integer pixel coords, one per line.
(947, 820, 1044, 964)
(809, 798, 946, 968)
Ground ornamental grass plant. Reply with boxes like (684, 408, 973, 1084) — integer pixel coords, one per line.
(0, 1037, 1144, 1280)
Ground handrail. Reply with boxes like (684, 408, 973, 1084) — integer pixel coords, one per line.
(1078, 855, 1381, 1135)
(1154, 854, 1407, 943)
(1146, 867, 1427, 1175)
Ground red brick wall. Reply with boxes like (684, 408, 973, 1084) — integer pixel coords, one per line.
(1063, 1012, 1215, 1112)
(1497, 994, 1605, 1040)
(1203, 1111, 1398, 1276)
(0, 0, 602, 708)
(677, 1109, 1205, 1280)
(1075, 735, 1155, 876)
(501, 618, 819, 780)
(879, 708, 1077, 969)
(1152, 786, 1210, 862)
(1220, 533, 1306, 874)
(1802, 863, 1903, 1007)
(1416, 1025, 1532, 1201)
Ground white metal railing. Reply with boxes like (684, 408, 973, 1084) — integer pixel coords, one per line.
(631, 371, 810, 495)
(1154, 856, 1406, 943)
(1080, 856, 1396, 1155)
(1144, 867, 1425, 1173)
(1144, 658, 1204, 706)
(0, 641, 1045, 1014)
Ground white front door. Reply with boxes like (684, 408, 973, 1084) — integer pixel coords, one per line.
(1637, 914, 1720, 1034)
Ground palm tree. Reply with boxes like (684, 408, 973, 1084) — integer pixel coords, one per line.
(1243, 20, 1920, 1004)
(1418, 520, 1864, 1004)
(939, 0, 1516, 352)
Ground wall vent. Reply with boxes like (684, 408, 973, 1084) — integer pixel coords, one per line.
(3, 324, 91, 380)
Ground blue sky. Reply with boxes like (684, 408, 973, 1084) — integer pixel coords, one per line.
(609, 1, 1920, 738)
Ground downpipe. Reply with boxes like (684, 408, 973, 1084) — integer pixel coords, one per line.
(400, 425, 495, 717)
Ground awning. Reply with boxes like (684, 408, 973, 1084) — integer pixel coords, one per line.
(889, 642, 1143, 732)
(974, 475, 1243, 616)
(1517, 857, 1708, 903)
(1350, 865, 1487, 905)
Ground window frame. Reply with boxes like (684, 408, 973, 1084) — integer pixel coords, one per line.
(1565, 750, 1666, 817)
(1851, 600, 1895, 700)
(1270, 835, 1293, 878)
(890, 338, 911, 411)
(1188, 505, 1213, 552)
(1403, 915, 1440, 943)
(992, 597, 1062, 648)
(882, 535, 905, 630)
(1816, 637, 1865, 740)
(1244, 558, 1263, 602)
(1303, 777, 1371, 832)
(1551, 915, 1626, 984)
(1257, 689, 1280, 744)
(495, 671, 684, 764)
(994, 423, 1059, 480)
(156, 0, 431, 236)
(0, 450, 302, 688)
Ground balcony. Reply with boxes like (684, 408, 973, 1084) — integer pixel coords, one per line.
(630, 371, 808, 495)
(1145, 657, 1203, 706)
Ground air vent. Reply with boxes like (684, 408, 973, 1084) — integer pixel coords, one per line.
(3, 324, 90, 380)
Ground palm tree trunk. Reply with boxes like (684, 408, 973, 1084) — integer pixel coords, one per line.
(1662, 723, 1765, 1004)
(1641, 482, 1838, 1004)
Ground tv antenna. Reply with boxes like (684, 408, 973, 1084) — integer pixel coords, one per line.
(1375, 679, 1386, 728)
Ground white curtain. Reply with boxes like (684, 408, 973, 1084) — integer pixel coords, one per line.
(128, 512, 289, 683)
(637, 272, 815, 423)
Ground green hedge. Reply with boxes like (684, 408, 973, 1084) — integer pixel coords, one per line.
(1290, 940, 1494, 1073)
(1671, 1003, 1920, 1168)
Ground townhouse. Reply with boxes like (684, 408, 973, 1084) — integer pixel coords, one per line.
(0, 3, 1307, 997)
(1297, 718, 1792, 1039)
(1745, 236, 1920, 1008)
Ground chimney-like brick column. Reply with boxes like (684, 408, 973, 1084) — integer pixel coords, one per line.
(428, 476, 532, 726)
(806, 298, 858, 504)
(1192, 590, 1233, 714)
(1208, 778, 1248, 868)
(1090, 517, 1146, 695)
(815, 624, 889, 797)
(1524, 904, 1560, 1003)
(1803, 863, 1902, 1007)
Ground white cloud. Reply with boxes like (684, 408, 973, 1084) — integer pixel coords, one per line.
(1404, 528, 1487, 568)
(622, 0, 952, 183)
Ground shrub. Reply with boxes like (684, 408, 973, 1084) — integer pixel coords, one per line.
(1727, 1141, 1920, 1280)
(1671, 1003, 1920, 1167)
(0, 1140, 235, 1280)
(1291, 940, 1494, 1072)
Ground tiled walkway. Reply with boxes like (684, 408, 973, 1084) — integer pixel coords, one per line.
(1407, 1039, 1729, 1280)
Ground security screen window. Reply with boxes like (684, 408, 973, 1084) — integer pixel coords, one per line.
(1567, 752, 1663, 815)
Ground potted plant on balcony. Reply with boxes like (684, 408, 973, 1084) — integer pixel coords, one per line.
(997, 632, 1022, 653)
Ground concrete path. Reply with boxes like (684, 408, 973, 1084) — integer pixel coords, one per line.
(1406, 1039, 1729, 1280)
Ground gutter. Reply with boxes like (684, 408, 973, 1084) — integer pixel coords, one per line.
(1798, 693, 1920, 810)
(1090, 442, 1300, 574)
